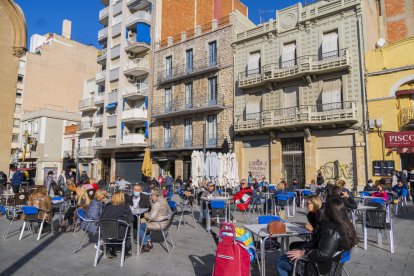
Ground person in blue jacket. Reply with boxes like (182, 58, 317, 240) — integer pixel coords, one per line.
(11, 170, 23, 193)
(392, 180, 408, 197)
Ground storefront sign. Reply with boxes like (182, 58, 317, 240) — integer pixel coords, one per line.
(385, 131, 414, 148)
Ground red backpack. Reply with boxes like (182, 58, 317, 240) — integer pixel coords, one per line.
(213, 222, 250, 276)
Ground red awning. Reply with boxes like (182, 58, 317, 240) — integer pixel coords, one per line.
(396, 89, 414, 96)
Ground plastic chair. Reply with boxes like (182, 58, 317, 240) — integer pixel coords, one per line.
(14, 192, 29, 206)
(73, 208, 97, 254)
(216, 189, 222, 196)
(301, 190, 312, 208)
(94, 219, 132, 267)
(340, 250, 351, 276)
(249, 196, 264, 215)
(286, 192, 297, 216)
(19, 206, 52, 241)
(177, 194, 197, 231)
(293, 251, 346, 276)
(395, 189, 408, 215)
(1, 205, 22, 240)
(166, 191, 174, 201)
(210, 200, 227, 225)
(139, 212, 176, 254)
(274, 194, 290, 217)
(257, 215, 282, 224)
(364, 209, 394, 254)
(359, 191, 370, 197)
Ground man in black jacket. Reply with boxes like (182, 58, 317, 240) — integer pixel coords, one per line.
(329, 186, 357, 209)
(126, 183, 151, 209)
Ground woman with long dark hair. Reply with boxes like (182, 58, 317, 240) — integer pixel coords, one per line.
(276, 197, 357, 276)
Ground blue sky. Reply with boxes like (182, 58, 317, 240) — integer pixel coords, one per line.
(16, 0, 313, 49)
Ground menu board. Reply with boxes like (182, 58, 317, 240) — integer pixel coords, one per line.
(372, 160, 394, 176)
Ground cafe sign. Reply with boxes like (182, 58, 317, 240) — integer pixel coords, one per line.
(385, 131, 414, 148)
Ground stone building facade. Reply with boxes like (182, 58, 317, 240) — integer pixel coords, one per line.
(233, 0, 369, 189)
(151, 11, 254, 179)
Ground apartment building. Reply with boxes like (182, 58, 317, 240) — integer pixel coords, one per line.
(233, 0, 369, 189)
(150, 11, 254, 179)
(0, 0, 26, 174)
(17, 109, 80, 184)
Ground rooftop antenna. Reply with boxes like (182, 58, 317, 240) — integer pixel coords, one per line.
(258, 9, 275, 24)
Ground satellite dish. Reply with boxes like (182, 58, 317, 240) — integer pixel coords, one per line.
(376, 38, 386, 48)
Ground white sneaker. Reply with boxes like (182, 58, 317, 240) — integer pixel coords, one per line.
(94, 244, 103, 253)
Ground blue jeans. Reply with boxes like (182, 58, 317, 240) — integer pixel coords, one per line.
(276, 255, 293, 276)
(167, 185, 173, 192)
(140, 223, 151, 245)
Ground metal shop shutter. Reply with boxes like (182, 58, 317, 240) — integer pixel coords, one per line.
(116, 160, 143, 183)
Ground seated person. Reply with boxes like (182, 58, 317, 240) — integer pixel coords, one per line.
(328, 186, 357, 209)
(337, 179, 354, 199)
(232, 179, 253, 211)
(61, 186, 90, 232)
(276, 198, 357, 276)
(251, 178, 259, 190)
(27, 186, 52, 225)
(363, 179, 376, 192)
(288, 179, 299, 191)
(308, 179, 317, 193)
(100, 191, 134, 258)
(372, 184, 388, 201)
(81, 189, 108, 235)
(392, 180, 408, 197)
(140, 188, 170, 252)
(267, 182, 286, 212)
(201, 182, 220, 198)
(126, 183, 151, 209)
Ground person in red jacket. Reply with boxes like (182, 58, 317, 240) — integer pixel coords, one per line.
(233, 179, 253, 211)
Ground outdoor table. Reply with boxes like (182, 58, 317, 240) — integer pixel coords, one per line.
(131, 207, 149, 255)
(0, 191, 15, 207)
(200, 197, 231, 232)
(244, 223, 311, 276)
(295, 189, 312, 209)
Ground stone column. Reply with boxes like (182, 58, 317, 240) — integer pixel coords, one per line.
(355, 133, 367, 191)
(110, 151, 116, 182)
(234, 139, 244, 180)
(270, 132, 282, 183)
(152, 161, 159, 178)
(304, 133, 317, 183)
(175, 157, 184, 178)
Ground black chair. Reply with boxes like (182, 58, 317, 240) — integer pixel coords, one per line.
(94, 219, 132, 267)
(364, 209, 395, 254)
(140, 211, 176, 254)
(292, 251, 346, 276)
(87, 189, 96, 200)
(14, 192, 29, 206)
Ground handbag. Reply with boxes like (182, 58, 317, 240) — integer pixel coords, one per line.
(267, 221, 286, 236)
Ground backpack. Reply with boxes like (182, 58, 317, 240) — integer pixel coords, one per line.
(213, 222, 250, 276)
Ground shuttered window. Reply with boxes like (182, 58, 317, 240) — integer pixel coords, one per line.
(321, 79, 342, 111)
(247, 52, 261, 75)
(246, 94, 262, 120)
(322, 31, 339, 59)
(281, 43, 296, 68)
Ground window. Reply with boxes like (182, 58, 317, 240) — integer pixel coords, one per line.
(13, 119, 20, 127)
(12, 134, 19, 143)
(16, 89, 22, 100)
(164, 121, 171, 148)
(165, 56, 172, 78)
(208, 41, 217, 66)
(322, 31, 339, 59)
(33, 120, 39, 134)
(14, 104, 21, 113)
(17, 75, 24, 83)
(184, 118, 192, 147)
(245, 94, 262, 120)
(281, 42, 296, 68)
(208, 77, 217, 106)
(321, 79, 342, 111)
(207, 115, 217, 146)
(112, 14, 122, 26)
(185, 83, 193, 108)
(165, 88, 172, 112)
(247, 52, 261, 76)
(186, 49, 193, 73)
(283, 86, 298, 109)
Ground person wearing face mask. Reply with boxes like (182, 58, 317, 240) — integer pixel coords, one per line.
(363, 179, 376, 192)
(126, 183, 151, 209)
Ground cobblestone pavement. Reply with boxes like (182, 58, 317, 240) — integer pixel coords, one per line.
(0, 197, 413, 276)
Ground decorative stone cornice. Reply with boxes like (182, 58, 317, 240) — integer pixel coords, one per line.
(12, 46, 26, 57)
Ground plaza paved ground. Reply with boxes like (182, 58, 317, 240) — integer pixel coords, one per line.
(0, 196, 413, 276)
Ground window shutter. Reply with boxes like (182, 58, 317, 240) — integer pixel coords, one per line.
(247, 52, 261, 74)
(322, 31, 339, 58)
(283, 86, 298, 109)
(245, 94, 262, 120)
(282, 43, 296, 67)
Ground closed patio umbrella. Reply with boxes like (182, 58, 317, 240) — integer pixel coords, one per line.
(204, 151, 211, 179)
(191, 150, 199, 178)
(198, 151, 205, 178)
(210, 152, 218, 179)
(142, 148, 152, 177)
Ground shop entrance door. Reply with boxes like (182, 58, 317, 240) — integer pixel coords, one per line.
(282, 138, 305, 186)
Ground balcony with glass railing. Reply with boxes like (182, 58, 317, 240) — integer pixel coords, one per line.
(126, 0, 151, 11)
(238, 49, 350, 89)
(77, 121, 96, 134)
(122, 108, 147, 123)
(157, 58, 219, 85)
(78, 147, 94, 158)
(122, 83, 148, 100)
(123, 58, 150, 77)
(92, 115, 103, 126)
(94, 92, 105, 105)
(97, 48, 107, 64)
(95, 70, 106, 85)
(98, 27, 108, 42)
(79, 98, 97, 112)
(99, 6, 109, 25)
(122, 133, 146, 145)
(126, 10, 152, 28)
(235, 101, 358, 132)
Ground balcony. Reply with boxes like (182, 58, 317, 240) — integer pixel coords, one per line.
(18, 151, 38, 160)
(94, 92, 105, 105)
(126, 11, 152, 28)
(123, 58, 149, 77)
(122, 133, 146, 145)
(108, 90, 118, 104)
(122, 108, 147, 123)
(92, 115, 103, 126)
(107, 114, 118, 128)
(78, 147, 94, 158)
(97, 49, 107, 65)
(93, 137, 103, 148)
(234, 101, 358, 132)
(113, 0, 123, 15)
(125, 36, 150, 55)
(127, 0, 151, 11)
(152, 94, 225, 119)
(78, 121, 96, 134)
(79, 99, 97, 112)
(238, 49, 350, 89)
(399, 107, 414, 128)
(99, 6, 109, 25)
(122, 83, 148, 100)
(157, 58, 220, 85)
(98, 27, 108, 42)
(95, 70, 106, 85)
(151, 136, 219, 152)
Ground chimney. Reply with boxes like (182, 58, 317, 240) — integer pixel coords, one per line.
(62, 19, 72, 39)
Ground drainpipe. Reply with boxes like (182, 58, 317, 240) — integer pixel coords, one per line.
(149, 0, 157, 150)
(356, 15, 370, 184)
